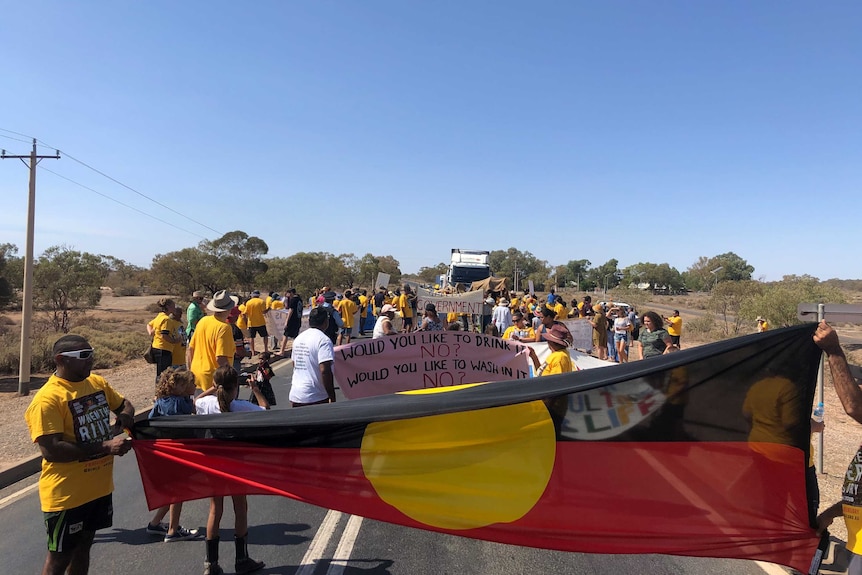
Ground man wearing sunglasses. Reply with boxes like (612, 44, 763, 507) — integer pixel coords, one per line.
(24, 335, 135, 575)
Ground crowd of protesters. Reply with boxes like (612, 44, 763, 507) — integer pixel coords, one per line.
(30, 280, 704, 574)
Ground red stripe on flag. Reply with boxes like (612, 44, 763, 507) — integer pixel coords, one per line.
(133, 439, 818, 571)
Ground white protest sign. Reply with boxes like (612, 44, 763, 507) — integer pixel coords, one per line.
(560, 318, 594, 351)
(375, 272, 391, 290)
(416, 288, 485, 315)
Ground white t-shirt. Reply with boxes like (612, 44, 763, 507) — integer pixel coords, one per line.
(195, 395, 264, 415)
(289, 327, 335, 404)
(613, 317, 632, 334)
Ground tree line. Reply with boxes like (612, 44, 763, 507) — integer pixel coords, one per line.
(0, 233, 854, 334)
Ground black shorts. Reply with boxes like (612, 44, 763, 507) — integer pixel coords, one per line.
(403, 317, 414, 327)
(44, 494, 112, 553)
(283, 323, 300, 339)
(249, 325, 268, 338)
(670, 335, 680, 345)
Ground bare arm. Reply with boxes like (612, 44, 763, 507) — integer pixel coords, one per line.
(383, 318, 397, 335)
(248, 379, 270, 409)
(36, 399, 134, 464)
(817, 501, 845, 535)
(320, 360, 335, 402)
(814, 321, 862, 424)
(114, 398, 136, 433)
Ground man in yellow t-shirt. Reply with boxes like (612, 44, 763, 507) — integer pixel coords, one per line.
(665, 310, 683, 347)
(244, 290, 269, 354)
(400, 286, 415, 332)
(756, 316, 769, 332)
(188, 290, 238, 391)
(24, 334, 135, 575)
(338, 291, 359, 345)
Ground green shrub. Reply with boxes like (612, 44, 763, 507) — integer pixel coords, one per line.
(686, 314, 716, 335)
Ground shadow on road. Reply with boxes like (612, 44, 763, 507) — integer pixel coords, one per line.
(316, 558, 395, 574)
(250, 522, 312, 546)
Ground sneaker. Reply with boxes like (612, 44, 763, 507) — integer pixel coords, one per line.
(203, 561, 223, 575)
(235, 557, 265, 574)
(146, 522, 168, 535)
(164, 526, 200, 542)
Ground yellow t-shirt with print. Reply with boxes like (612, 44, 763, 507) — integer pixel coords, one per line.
(542, 349, 573, 376)
(189, 315, 235, 391)
(24, 373, 125, 512)
(244, 297, 267, 328)
(150, 312, 179, 351)
(399, 294, 414, 319)
(502, 325, 536, 341)
(842, 446, 862, 554)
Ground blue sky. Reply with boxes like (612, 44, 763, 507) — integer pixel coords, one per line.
(1, 1, 859, 281)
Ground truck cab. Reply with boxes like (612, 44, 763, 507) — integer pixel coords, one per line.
(447, 249, 491, 286)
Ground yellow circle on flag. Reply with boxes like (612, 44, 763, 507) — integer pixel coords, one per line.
(360, 401, 556, 530)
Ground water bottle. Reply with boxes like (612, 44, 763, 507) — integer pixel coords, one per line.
(812, 402, 825, 424)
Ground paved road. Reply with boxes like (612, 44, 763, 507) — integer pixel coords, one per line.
(0, 355, 786, 575)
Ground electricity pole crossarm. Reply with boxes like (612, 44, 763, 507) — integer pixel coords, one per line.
(1, 139, 61, 395)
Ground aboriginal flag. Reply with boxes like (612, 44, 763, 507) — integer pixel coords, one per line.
(133, 324, 823, 572)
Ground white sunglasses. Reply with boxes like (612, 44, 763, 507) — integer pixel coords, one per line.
(57, 349, 95, 360)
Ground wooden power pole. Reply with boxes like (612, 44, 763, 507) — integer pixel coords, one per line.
(1, 139, 60, 395)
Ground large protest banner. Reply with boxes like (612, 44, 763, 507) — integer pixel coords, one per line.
(265, 309, 289, 340)
(134, 325, 825, 572)
(415, 288, 484, 315)
(334, 331, 531, 399)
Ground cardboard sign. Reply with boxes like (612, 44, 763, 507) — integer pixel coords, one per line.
(416, 289, 485, 315)
(334, 331, 531, 399)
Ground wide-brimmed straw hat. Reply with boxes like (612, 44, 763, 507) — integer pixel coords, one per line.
(207, 289, 239, 313)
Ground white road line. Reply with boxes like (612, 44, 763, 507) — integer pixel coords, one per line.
(0, 481, 38, 509)
(296, 509, 343, 575)
(327, 515, 364, 575)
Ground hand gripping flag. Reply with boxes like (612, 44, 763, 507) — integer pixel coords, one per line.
(133, 324, 824, 572)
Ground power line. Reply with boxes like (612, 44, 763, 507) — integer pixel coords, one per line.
(0, 127, 35, 140)
(37, 165, 211, 241)
(0, 127, 224, 237)
(41, 147, 223, 237)
(0, 133, 32, 145)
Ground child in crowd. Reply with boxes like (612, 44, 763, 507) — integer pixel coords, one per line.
(249, 352, 276, 408)
(145, 367, 201, 542)
(196, 366, 267, 575)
